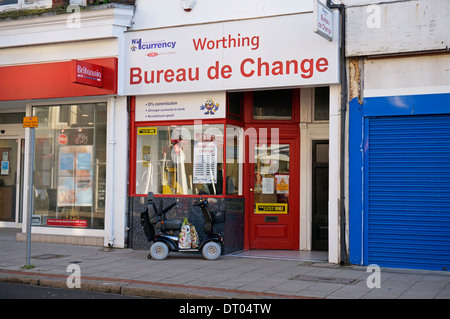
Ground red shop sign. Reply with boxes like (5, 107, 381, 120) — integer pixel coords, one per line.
(47, 219, 88, 228)
(72, 60, 103, 88)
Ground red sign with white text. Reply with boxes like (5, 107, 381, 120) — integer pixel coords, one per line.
(47, 219, 87, 228)
(0, 58, 117, 101)
(72, 60, 103, 88)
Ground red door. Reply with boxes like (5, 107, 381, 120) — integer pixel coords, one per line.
(247, 135, 299, 250)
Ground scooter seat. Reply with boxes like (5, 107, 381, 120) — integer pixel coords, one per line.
(162, 219, 183, 231)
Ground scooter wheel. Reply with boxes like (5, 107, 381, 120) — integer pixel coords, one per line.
(150, 242, 169, 260)
(202, 241, 221, 260)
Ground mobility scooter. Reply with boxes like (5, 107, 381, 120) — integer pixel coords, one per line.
(140, 191, 224, 260)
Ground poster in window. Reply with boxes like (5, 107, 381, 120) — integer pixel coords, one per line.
(57, 146, 93, 206)
(262, 177, 274, 194)
(193, 142, 217, 184)
(1, 161, 9, 175)
(59, 153, 74, 171)
(57, 176, 76, 205)
(77, 152, 91, 170)
(142, 145, 150, 167)
(275, 174, 289, 194)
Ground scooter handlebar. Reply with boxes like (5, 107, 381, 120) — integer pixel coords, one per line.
(161, 202, 177, 214)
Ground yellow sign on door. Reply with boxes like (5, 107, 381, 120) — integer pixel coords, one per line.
(254, 203, 288, 214)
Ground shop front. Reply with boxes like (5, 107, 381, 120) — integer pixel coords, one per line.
(349, 54, 450, 271)
(124, 11, 341, 256)
(0, 3, 134, 247)
(0, 57, 123, 246)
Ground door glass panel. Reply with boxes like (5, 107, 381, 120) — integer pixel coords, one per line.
(253, 144, 289, 214)
(0, 139, 18, 222)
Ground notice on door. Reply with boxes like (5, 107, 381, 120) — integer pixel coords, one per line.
(255, 203, 288, 214)
(275, 174, 289, 194)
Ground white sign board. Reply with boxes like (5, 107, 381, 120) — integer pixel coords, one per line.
(123, 13, 339, 95)
(313, 0, 334, 41)
(193, 142, 218, 184)
(135, 91, 225, 121)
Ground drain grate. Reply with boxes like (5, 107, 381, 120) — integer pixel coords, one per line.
(32, 254, 67, 260)
(289, 274, 360, 285)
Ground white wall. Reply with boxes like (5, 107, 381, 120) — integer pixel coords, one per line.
(104, 96, 129, 248)
(132, 0, 313, 30)
(299, 88, 329, 251)
(364, 54, 450, 98)
(0, 4, 133, 48)
(345, 0, 450, 57)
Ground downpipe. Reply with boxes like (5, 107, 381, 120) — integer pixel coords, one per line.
(328, 0, 349, 265)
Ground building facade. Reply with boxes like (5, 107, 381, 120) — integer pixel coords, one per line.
(346, 0, 450, 271)
(0, 0, 134, 247)
(6, 0, 448, 272)
(0, 0, 346, 264)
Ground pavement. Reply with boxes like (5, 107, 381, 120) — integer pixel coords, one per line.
(1, 228, 450, 300)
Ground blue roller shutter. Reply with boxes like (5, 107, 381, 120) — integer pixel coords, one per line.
(366, 114, 450, 271)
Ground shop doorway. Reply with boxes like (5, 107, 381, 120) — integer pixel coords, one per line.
(312, 140, 329, 251)
(247, 135, 299, 250)
(0, 138, 24, 225)
(240, 89, 300, 250)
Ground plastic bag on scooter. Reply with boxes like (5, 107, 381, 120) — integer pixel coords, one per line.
(178, 218, 191, 248)
(190, 225, 199, 248)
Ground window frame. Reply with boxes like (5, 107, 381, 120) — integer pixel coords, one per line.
(243, 89, 300, 124)
(312, 86, 330, 123)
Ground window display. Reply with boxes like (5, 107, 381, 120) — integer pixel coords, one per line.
(32, 103, 107, 229)
(135, 123, 242, 196)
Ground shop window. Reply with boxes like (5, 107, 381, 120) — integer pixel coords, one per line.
(0, 0, 51, 11)
(253, 89, 293, 120)
(32, 102, 107, 229)
(135, 123, 242, 196)
(314, 86, 329, 121)
(227, 92, 243, 121)
(136, 124, 223, 196)
(0, 0, 18, 5)
(58, 105, 71, 124)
